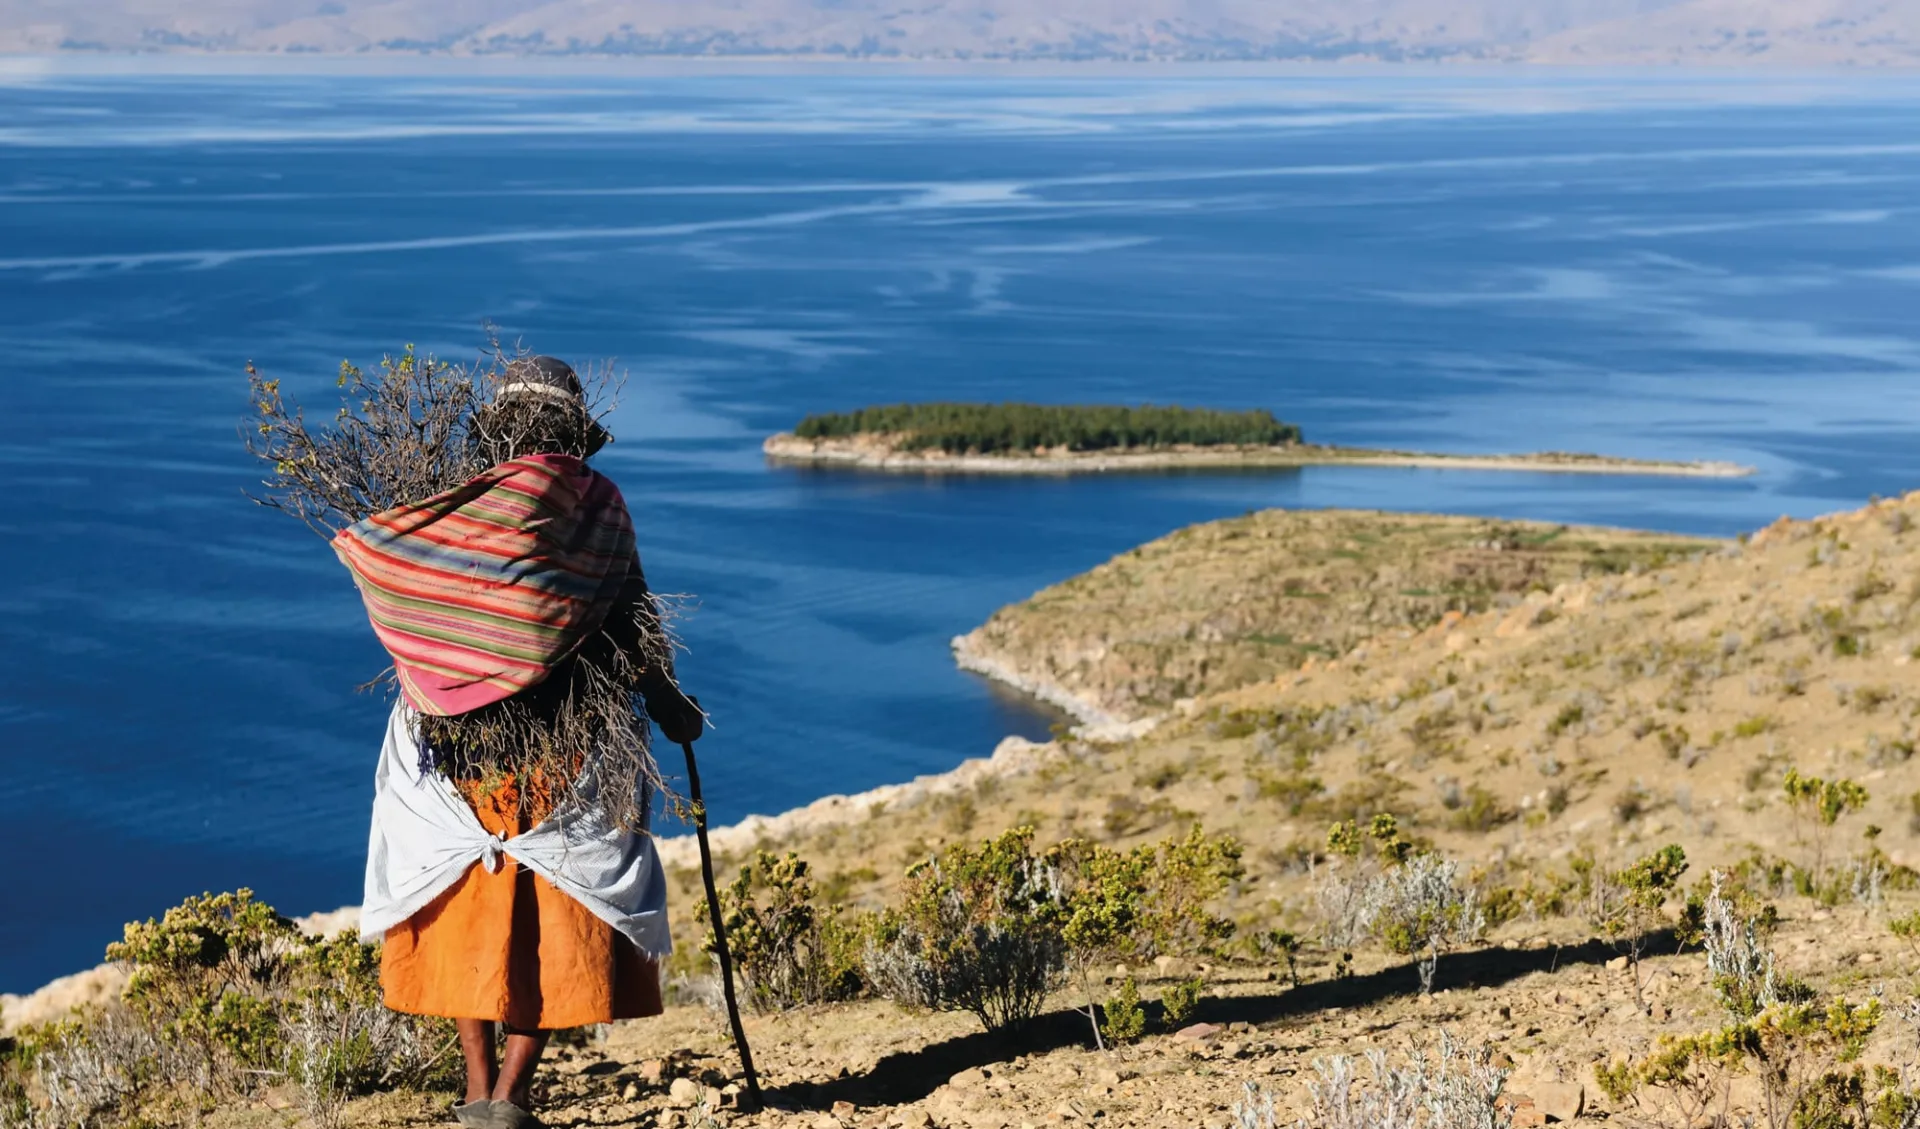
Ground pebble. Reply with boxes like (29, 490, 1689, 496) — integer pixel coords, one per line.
(1173, 1022, 1222, 1042)
(668, 1077, 702, 1108)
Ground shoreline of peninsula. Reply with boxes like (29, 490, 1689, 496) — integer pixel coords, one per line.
(763, 433, 1755, 479)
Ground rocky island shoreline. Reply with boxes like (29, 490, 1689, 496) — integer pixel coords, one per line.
(763, 433, 1753, 478)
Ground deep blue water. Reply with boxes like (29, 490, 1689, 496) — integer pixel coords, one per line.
(4, 63, 1920, 992)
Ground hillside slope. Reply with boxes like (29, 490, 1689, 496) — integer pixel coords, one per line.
(16, 493, 1920, 1129)
(618, 491, 1920, 1126)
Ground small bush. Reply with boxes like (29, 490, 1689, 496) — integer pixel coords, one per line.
(1449, 784, 1515, 833)
(6, 890, 455, 1129)
(1783, 769, 1869, 883)
(1612, 783, 1654, 824)
(1100, 978, 1145, 1046)
(715, 851, 866, 1014)
(865, 825, 1243, 1042)
(1161, 978, 1205, 1027)
(1589, 845, 1689, 1008)
(864, 828, 1066, 1033)
(1318, 820, 1484, 993)
(1889, 910, 1920, 956)
(1294, 1033, 1511, 1129)
(1257, 772, 1325, 815)
(1255, 929, 1302, 986)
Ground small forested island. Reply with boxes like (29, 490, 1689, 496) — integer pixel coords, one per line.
(766, 401, 1753, 478)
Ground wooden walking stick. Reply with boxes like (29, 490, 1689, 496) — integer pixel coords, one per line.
(679, 739, 764, 1109)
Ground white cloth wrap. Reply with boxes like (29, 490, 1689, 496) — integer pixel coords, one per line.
(360, 704, 672, 958)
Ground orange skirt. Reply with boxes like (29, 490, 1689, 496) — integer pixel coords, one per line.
(381, 775, 664, 1029)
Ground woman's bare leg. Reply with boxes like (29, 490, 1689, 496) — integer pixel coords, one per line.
(495, 1027, 551, 1110)
(456, 1019, 497, 1104)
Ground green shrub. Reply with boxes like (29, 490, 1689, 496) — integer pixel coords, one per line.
(1255, 929, 1302, 986)
(9, 890, 454, 1129)
(713, 851, 865, 1014)
(1783, 769, 1870, 883)
(863, 825, 1244, 1041)
(1588, 845, 1689, 1008)
(1256, 772, 1324, 815)
(1449, 784, 1515, 833)
(1100, 978, 1146, 1046)
(1139, 826, 1245, 957)
(863, 828, 1067, 1033)
(1161, 978, 1205, 1028)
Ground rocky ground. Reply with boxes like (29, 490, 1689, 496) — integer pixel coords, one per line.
(221, 906, 1920, 1129)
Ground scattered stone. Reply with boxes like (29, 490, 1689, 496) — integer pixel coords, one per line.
(1173, 1022, 1222, 1043)
(619, 1081, 640, 1101)
(640, 1059, 669, 1085)
(1604, 955, 1629, 972)
(1507, 1096, 1547, 1129)
(832, 1101, 858, 1119)
(1533, 1082, 1585, 1123)
(669, 1077, 702, 1108)
(950, 1067, 991, 1090)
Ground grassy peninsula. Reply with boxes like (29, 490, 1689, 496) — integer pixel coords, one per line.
(954, 511, 1718, 725)
(768, 402, 1753, 478)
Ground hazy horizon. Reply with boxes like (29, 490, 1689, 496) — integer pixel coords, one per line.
(3, 0, 1916, 67)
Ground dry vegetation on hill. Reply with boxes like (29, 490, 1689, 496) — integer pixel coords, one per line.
(955, 510, 1715, 722)
(15, 493, 1920, 1129)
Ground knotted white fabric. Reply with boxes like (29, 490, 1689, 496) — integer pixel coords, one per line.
(360, 704, 672, 957)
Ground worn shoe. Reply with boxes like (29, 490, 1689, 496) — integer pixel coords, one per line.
(488, 1100, 545, 1129)
(451, 1099, 492, 1127)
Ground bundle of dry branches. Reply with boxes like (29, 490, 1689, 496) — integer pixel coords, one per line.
(245, 344, 673, 830)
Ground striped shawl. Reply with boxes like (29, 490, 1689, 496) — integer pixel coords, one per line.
(333, 453, 636, 717)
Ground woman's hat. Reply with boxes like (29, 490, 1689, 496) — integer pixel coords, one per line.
(498, 355, 587, 406)
(484, 355, 612, 457)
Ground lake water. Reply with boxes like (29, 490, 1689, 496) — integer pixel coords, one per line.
(4, 62, 1920, 991)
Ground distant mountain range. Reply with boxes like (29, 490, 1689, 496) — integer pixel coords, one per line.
(3, 0, 1916, 65)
